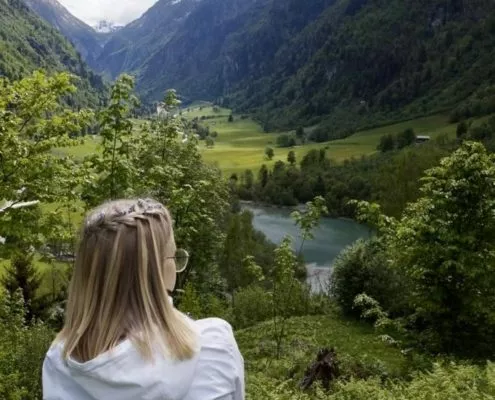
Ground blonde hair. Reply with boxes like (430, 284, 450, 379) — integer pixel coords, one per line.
(57, 198, 197, 363)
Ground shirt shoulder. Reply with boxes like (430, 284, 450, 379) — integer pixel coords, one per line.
(194, 318, 236, 343)
(185, 318, 244, 400)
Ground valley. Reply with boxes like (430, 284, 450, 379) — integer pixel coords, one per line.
(1, 0, 495, 398)
(57, 106, 470, 176)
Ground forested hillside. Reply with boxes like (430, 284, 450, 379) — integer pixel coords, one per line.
(23, 0, 104, 67)
(0, 0, 106, 107)
(88, 0, 495, 135)
(230, 0, 495, 135)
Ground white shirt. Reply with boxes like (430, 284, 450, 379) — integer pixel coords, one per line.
(42, 317, 245, 400)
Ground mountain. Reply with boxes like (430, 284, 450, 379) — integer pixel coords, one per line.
(0, 0, 106, 107)
(96, 0, 207, 79)
(94, 0, 495, 134)
(93, 20, 123, 34)
(39, 0, 495, 134)
(227, 0, 495, 134)
(23, 0, 105, 67)
(136, 0, 336, 102)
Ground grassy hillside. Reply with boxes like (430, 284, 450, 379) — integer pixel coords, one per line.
(187, 107, 465, 175)
(237, 313, 407, 380)
(56, 106, 490, 176)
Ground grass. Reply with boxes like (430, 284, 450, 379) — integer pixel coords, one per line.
(237, 312, 407, 385)
(53, 106, 491, 176)
(191, 108, 466, 175)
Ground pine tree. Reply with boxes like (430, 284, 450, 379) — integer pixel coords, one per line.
(2, 253, 42, 322)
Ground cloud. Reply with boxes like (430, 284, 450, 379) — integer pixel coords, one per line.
(58, 0, 158, 26)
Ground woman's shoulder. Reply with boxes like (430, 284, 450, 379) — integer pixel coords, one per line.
(185, 318, 244, 400)
(193, 318, 236, 345)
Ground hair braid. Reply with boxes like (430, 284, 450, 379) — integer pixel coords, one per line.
(84, 198, 169, 235)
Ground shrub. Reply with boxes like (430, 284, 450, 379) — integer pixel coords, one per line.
(330, 239, 408, 317)
(0, 290, 54, 400)
(246, 363, 495, 400)
(233, 285, 272, 329)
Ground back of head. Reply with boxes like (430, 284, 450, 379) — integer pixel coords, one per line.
(58, 198, 197, 363)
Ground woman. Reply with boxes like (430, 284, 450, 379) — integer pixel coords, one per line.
(43, 198, 244, 400)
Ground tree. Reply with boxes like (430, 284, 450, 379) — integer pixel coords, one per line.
(296, 126, 305, 138)
(133, 90, 230, 292)
(82, 74, 140, 207)
(205, 137, 215, 148)
(243, 170, 254, 189)
(396, 128, 416, 149)
(291, 196, 328, 255)
(228, 114, 234, 122)
(377, 134, 396, 152)
(265, 147, 275, 160)
(456, 121, 468, 138)
(0, 71, 93, 289)
(357, 142, 495, 357)
(271, 237, 307, 358)
(277, 134, 296, 148)
(288, 151, 297, 166)
(1, 253, 46, 322)
(258, 165, 269, 188)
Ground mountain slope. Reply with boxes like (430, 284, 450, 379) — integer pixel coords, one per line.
(137, 0, 336, 101)
(23, 0, 104, 67)
(230, 0, 495, 133)
(96, 0, 207, 78)
(96, 0, 495, 133)
(0, 0, 106, 107)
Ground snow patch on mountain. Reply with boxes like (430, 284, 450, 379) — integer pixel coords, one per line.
(93, 20, 123, 33)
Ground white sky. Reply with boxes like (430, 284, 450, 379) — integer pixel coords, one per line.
(58, 0, 159, 26)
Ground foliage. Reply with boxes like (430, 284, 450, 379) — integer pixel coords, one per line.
(330, 239, 408, 318)
(237, 144, 449, 218)
(246, 362, 495, 400)
(219, 211, 274, 297)
(377, 134, 396, 153)
(237, 313, 408, 399)
(356, 142, 495, 357)
(2, 253, 44, 323)
(389, 141, 495, 356)
(287, 151, 297, 166)
(277, 134, 296, 148)
(132, 91, 231, 292)
(0, 0, 105, 107)
(178, 282, 203, 319)
(396, 128, 416, 149)
(233, 285, 273, 329)
(271, 238, 311, 358)
(265, 147, 275, 160)
(0, 71, 93, 262)
(82, 74, 140, 207)
(0, 289, 54, 400)
(291, 196, 328, 255)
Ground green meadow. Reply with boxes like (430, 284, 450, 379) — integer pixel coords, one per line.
(189, 108, 465, 176)
(54, 106, 490, 177)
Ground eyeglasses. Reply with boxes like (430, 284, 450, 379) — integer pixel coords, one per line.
(167, 248, 189, 273)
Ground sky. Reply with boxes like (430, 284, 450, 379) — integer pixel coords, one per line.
(58, 0, 159, 26)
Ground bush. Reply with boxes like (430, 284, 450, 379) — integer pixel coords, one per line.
(0, 290, 54, 400)
(233, 285, 272, 329)
(330, 239, 408, 317)
(247, 363, 495, 400)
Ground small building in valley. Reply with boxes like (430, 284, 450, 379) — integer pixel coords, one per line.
(415, 135, 431, 144)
